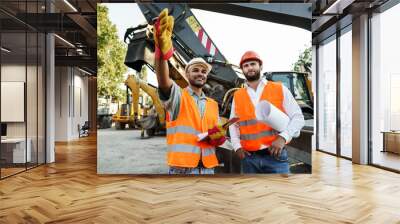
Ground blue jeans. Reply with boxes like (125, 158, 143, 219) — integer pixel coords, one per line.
(168, 166, 214, 174)
(242, 149, 289, 174)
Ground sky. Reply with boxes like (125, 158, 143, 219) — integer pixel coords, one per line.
(103, 3, 311, 87)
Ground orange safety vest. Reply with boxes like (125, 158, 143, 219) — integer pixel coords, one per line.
(234, 81, 285, 151)
(166, 89, 219, 168)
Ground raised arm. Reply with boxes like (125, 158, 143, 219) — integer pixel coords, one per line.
(155, 56, 173, 96)
(153, 8, 174, 96)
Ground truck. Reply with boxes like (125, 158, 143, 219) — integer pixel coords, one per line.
(97, 97, 118, 129)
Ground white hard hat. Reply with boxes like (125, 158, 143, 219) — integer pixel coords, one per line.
(185, 57, 212, 74)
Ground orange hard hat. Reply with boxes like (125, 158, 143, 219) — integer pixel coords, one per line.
(239, 51, 263, 68)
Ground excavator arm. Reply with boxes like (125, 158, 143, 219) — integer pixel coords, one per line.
(125, 75, 166, 125)
(124, 74, 140, 118)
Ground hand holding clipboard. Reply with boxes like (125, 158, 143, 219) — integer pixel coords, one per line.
(198, 117, 240, 142)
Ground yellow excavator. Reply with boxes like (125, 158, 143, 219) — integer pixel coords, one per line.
(111, 75, 142, 130)
(124, 75, 166, 137)
(111, 97, 136, 130)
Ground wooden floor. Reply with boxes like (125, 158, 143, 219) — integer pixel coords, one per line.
(373, 151, 400, 171)
(1, 163, 45, 178)
(1, 135, 400, 223)
(1, 167, 26, 178)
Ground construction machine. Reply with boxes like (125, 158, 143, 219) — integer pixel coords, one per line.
(123, 3, 313, 173)
(97, 97, 118, 129)
(125, 75, 166, 137)
(265, 71, 313, 120)
(111, 88, 136, 130)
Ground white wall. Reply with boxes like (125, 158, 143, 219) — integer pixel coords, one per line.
(312, 45, 316, 151)
(1, 64, 27, 138)
(46, 33, 55, 163)
(55, 66, 69, 141)
(73, 72, 89, 137)
(54, 67, 89, 141)
(1, 63, 46, 164)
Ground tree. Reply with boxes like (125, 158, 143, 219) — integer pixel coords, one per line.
(139, 65, 148, 81)
(292, 46, 311, 74)
(97, 4, 127, 102)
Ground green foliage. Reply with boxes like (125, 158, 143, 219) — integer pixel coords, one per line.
(139, 66, 148, 81)
(97, 4, 127, 102)
(137, 66, 152, 106)
(292, 46, 312, 74)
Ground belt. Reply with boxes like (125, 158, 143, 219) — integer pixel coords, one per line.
(247, 148, 270, 156)
(247, 148, 288, 162)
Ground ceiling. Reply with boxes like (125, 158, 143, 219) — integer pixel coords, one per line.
(0, 0, 97, 75)
(310, 0, 390, 43)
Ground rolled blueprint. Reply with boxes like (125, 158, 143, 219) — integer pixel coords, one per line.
(255, 100, 289, 132)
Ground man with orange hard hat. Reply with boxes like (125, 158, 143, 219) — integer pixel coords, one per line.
(153, 9, 226, 174)
(229, 50, 305, 174)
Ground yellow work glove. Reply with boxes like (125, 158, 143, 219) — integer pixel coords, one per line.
(207, 125, 227, 146)
(153, 8, 174, 60)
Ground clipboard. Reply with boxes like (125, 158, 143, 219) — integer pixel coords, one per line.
(222, 117, 240, 129)
(197, 117, 240, 141)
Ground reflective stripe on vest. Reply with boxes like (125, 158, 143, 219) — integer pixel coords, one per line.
(168, 144, 215, 157)
(239, 130, 278, 141)
(202, 148, 216, 157)
(167, 125, 200, 135)
(166, 89, 219, 168)
(237, 118, 277, 140)
(169, 144, 201, 154)
(237, 119, 258, 126)
(234, 81, 285, 151)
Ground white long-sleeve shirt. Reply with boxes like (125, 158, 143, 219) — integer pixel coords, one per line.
(229, 78, 305, 151)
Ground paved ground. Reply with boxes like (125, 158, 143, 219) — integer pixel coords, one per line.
(97, 127, 311, 174)
(97, 128, 169, 174)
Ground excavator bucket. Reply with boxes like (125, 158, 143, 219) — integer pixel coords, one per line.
(124, 28, 154, 72)
(137, 115, 158, 130)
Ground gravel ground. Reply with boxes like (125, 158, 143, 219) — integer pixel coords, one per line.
(97, 128, 169, 174)
(97, 127, 311, 174)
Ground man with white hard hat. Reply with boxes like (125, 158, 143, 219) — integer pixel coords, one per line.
(153, 9, 226, 174)
(229, 50, 305, 174)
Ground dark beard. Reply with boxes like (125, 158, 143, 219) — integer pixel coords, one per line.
(189, 79, 206, 88)
(244, 70, 260, 81)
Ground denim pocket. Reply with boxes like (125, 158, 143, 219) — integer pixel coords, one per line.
(275, 149, 288, 162)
